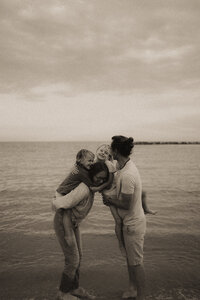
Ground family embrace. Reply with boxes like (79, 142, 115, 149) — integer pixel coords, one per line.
(52, 135, 155, 300)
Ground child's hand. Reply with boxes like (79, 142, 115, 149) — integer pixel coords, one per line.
(51, 196, 57, 211)
(90, 186, 101, 193)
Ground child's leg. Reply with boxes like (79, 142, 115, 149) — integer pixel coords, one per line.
(109, 206, 126, 257)
(142, 191, 157, 215)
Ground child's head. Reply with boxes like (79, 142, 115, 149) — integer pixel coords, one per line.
(76, 149, 95, 170)
(96, 144, 112, 162)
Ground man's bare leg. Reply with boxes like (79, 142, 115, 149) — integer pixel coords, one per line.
(128, 264, 145, 300)
(122, 262, 137, 298)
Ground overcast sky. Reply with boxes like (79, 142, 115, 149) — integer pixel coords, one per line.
(0, 0, 199, 141)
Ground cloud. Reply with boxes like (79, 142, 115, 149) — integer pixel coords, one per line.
(0, 0, 199, 141)
(0, 0, 200, 95)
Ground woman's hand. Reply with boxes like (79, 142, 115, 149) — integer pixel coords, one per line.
(102, 194, 111, 206)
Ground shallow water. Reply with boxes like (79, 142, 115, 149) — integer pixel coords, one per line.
(0, 142, 200, 299)
(0, 142, 199, 237)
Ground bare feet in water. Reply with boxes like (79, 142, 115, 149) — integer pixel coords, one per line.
(57, 291, 79, 300)
(71, 287, 96, 299)
(122, 287, 137, 299)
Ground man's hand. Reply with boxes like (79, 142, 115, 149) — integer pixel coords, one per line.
(102, 194, 111, 206)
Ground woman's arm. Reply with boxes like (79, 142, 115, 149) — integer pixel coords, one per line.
(52, 183, 90, 210)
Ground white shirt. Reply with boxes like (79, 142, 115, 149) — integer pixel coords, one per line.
(52, 183, 94, 222)
(116, 159, 145, 226)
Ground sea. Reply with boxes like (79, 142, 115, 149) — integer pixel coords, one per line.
(0, 142, 200, 299)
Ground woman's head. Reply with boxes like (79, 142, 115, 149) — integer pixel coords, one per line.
(96, 144, 112, 161)
(111, 135, 134, 158)
(76, 149, 95, 170)
(89, 161, 109, 186)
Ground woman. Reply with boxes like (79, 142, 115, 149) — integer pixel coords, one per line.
(52, 161, 109, 300)
(102, 136, 146, 300)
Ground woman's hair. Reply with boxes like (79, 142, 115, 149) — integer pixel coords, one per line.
(76, 149, 95, 163)
(89, 161, 109, 182)
(111, 135, 134, 157)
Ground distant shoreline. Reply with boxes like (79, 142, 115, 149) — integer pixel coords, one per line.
(0, 141, 199, 144)
(135, 141, 200, 145)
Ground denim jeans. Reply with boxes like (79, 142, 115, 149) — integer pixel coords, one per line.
(54, 209, 82, 293)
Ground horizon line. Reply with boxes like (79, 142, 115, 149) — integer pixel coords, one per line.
(0, 140, 199, 144)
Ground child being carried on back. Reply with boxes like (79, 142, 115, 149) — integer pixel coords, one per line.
(56, 149, 94, 196)
(55, 149, 95, 226)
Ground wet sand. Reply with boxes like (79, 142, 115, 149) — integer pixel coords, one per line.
(0, 231, 199, 300)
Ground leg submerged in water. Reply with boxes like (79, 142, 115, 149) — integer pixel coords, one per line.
(109, 205, 126, 257)
(54, 211, 80, 296)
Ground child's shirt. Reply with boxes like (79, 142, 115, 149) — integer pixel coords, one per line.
(56, 163, 92, 196)
(102, 160, 117, 196)
(105, 160, 117, 174)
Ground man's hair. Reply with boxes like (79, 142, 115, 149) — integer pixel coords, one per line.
(111, 135, 134, 157)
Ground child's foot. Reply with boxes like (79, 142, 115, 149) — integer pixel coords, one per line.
(71, 287, 96, 299)
(144, 209, 157, 215)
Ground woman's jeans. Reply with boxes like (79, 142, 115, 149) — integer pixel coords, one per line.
(54, 209, 82, 293)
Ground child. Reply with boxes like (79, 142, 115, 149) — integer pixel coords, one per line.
(90, 144, 126, 256)
(93, 144, 157, 215)
(55, 149, 95, 229)
(56, 149, 95, 196)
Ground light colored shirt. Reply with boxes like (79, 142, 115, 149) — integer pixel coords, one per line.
(105, 160, 117, 173)
(116, 159, 145, 226)
(103, 160, 117, 197)
(53, 183, 94, 222)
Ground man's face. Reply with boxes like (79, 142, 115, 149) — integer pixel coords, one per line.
(111, 148, 117, 160)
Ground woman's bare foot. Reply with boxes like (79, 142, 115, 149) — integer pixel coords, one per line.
(71, 287, 96, 299)
(122, 287, 137, 298)
(57, 291, 79, 300)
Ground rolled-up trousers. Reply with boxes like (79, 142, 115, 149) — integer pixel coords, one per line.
(54, 209, 82, 293)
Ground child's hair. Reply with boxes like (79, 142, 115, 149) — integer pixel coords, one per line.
(89, 161, 109, 182)
(96, 144, 112, 161)
(76, 149, 95, 164)
(111, 135, 134, 157)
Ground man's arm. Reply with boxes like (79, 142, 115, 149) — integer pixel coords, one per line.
(102, 193, 132, 210)
(52, 183, 90, 210)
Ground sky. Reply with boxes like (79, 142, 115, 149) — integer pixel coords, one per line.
(0, 0, 200, 142)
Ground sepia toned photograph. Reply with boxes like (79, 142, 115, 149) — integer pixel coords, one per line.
(0, 1, 199, 299)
